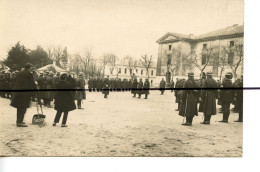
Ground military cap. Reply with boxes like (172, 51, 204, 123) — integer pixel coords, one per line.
(225, 72, 232, 79)
(206, 72, 212, 76)
(15, 70, 19, 73)
(188, 72, 194, 77)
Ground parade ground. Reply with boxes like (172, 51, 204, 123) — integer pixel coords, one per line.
(0, 90, 242, 157)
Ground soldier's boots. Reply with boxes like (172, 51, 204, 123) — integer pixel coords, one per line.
(144, 94, 148, 99)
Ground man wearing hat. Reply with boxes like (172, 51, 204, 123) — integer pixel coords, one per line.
(11, 63, 37, 127)
(200, 72, 218, 124)
(179, 72, 200, 126)
(45, 71, 56, 108)
(0, 70, 6, 97)
(219, 72, 234, 123)
(159, 78, 166, 95)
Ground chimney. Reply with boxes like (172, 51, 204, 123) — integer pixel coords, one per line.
(189, 34, 194, 39)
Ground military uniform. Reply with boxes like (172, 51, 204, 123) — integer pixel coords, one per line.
(200, 72, 218, 124)
(131, 78, 138, 97)
(179, 73, 200, 126)
(219, 73, 234, 123)
(159, 79, 166, 95)
(102, 76, 110, 98)
(137, 79, 143, 98)
(234, 76, 243, 122)
(75, 73, 86, 109)
(143, 79, 150, 99)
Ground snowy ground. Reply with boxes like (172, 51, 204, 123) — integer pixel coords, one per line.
(0, 90, 242, 157)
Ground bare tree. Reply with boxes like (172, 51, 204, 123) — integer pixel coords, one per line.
(185, 47, 215, 77)
(99, 53, 110, 77)
(79, 48, 93, 78)
(218, 47, 229, 82)
(141, 54, 153, 78)
(228, 44, 243, 79)
(70, 53, 82, 76)
(103, 53, 118, 75)
(125, 56, 137, 77)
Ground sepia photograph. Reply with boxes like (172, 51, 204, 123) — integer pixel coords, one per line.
(0, 0, 245, 159)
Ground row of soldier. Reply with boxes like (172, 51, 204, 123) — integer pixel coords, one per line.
(174, 72, 243, 126)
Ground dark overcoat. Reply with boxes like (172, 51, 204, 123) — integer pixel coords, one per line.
(200, 77, 218, 115)
(45, 76, 56, 99)
(175, 80, 183, 103)
(102, 78, 110, 95)
(219, 78, 234, 104)
(54, 80, 76, 112)
(143, 80, 150, 94)
(10, 69, 36, 108)
(179, 79, 199, 118)
(159, 80, 166, 91)
(131, 79, 138, 94)
(137, 81, 143, 94)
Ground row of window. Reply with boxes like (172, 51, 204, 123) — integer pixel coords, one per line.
(168, 41, 235, 51)
(117, 68, 154, 76)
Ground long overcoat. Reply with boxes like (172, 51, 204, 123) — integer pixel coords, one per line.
(131, 79, 138, 94)
(10, 69, 36, 108)
(159, 80, 166, 91)
(143, 80, 150, 95)
(54, 80, 76, 112)
(75, 77, 86, 100)
(102, 78, 110, 95)
(137, 81, 143, 94)
(219, 78, 234, 104)
(179, 79, 199, 118)
(200, 77, 218, 115)
(45, 76, 56, 99)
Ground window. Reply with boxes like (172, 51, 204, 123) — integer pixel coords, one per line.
(119, 68, 121, 73)
(130, 69, 132, 74)
(151, 70, 154, 76)
(125, 68, 127, 74)
(203, 44, 207, 49)
(141, 69, 143, 75)
(201, 54, 206, 65)
(168, 45, 172, 51)
(228, 52, 234, 64)
(230, 41, 234, 47)
(136, 69, 138, 74)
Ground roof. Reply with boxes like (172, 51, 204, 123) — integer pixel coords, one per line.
(157, 24, 244, 43)
(195, 24, 244, 40)
(117, 57, 157, 68)
(37, 64, 66, 72)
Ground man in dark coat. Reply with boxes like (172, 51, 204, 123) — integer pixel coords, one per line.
(66, 72, 76, 99)
(4, 72, 11, 99)
(88, 77, 93, 92)
(219, 73, 234, 123)
(159, 78, 166, 95)
(234, 75, 243, 122)
(179, 73, 200, 126)
(200, 72, 218, 124)
(102, 76, 110, 98)
(174, 78, 184, 111)
(131, 78, 138, 97)
(53, 73, 76, 127)
(45, 71, 56, 108)
(143, 78, 150, 99)
(137, 78, 143, 99)
(11, 63, 37, 127)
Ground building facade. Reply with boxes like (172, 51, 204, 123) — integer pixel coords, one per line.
(156, 24, 244, 81)
(104, 57, 157, 83)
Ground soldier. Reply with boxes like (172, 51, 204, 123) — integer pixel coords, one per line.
(170, 79, 175, 92)
(96, 77, 101, 92)
(159, 78, 166, 95)
(143, 78, 150, 99)
(88, 77, 93, 92)
(54, 72, 61, 85)
(75, 72, 86, 109)
(10, 71, 18, 99)
(198, 72, 206, 113)
(45, 71, 56, 108)
(137, 78, 143, 99)
(200, 72, 218, 125)
(37, 72, 45, 105)
(67, 72, 77, 99)
(179, 72, 200, 126)
(131, 77, 138, 97)
(219, 73, 234, 123)
(92, 77, 97, 92)
(102, 76, 110, 98)
(43, 71, 49, 106)
(234, 75, 243, 122)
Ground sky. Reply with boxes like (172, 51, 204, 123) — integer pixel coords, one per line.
(0, 0, 244, 61)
